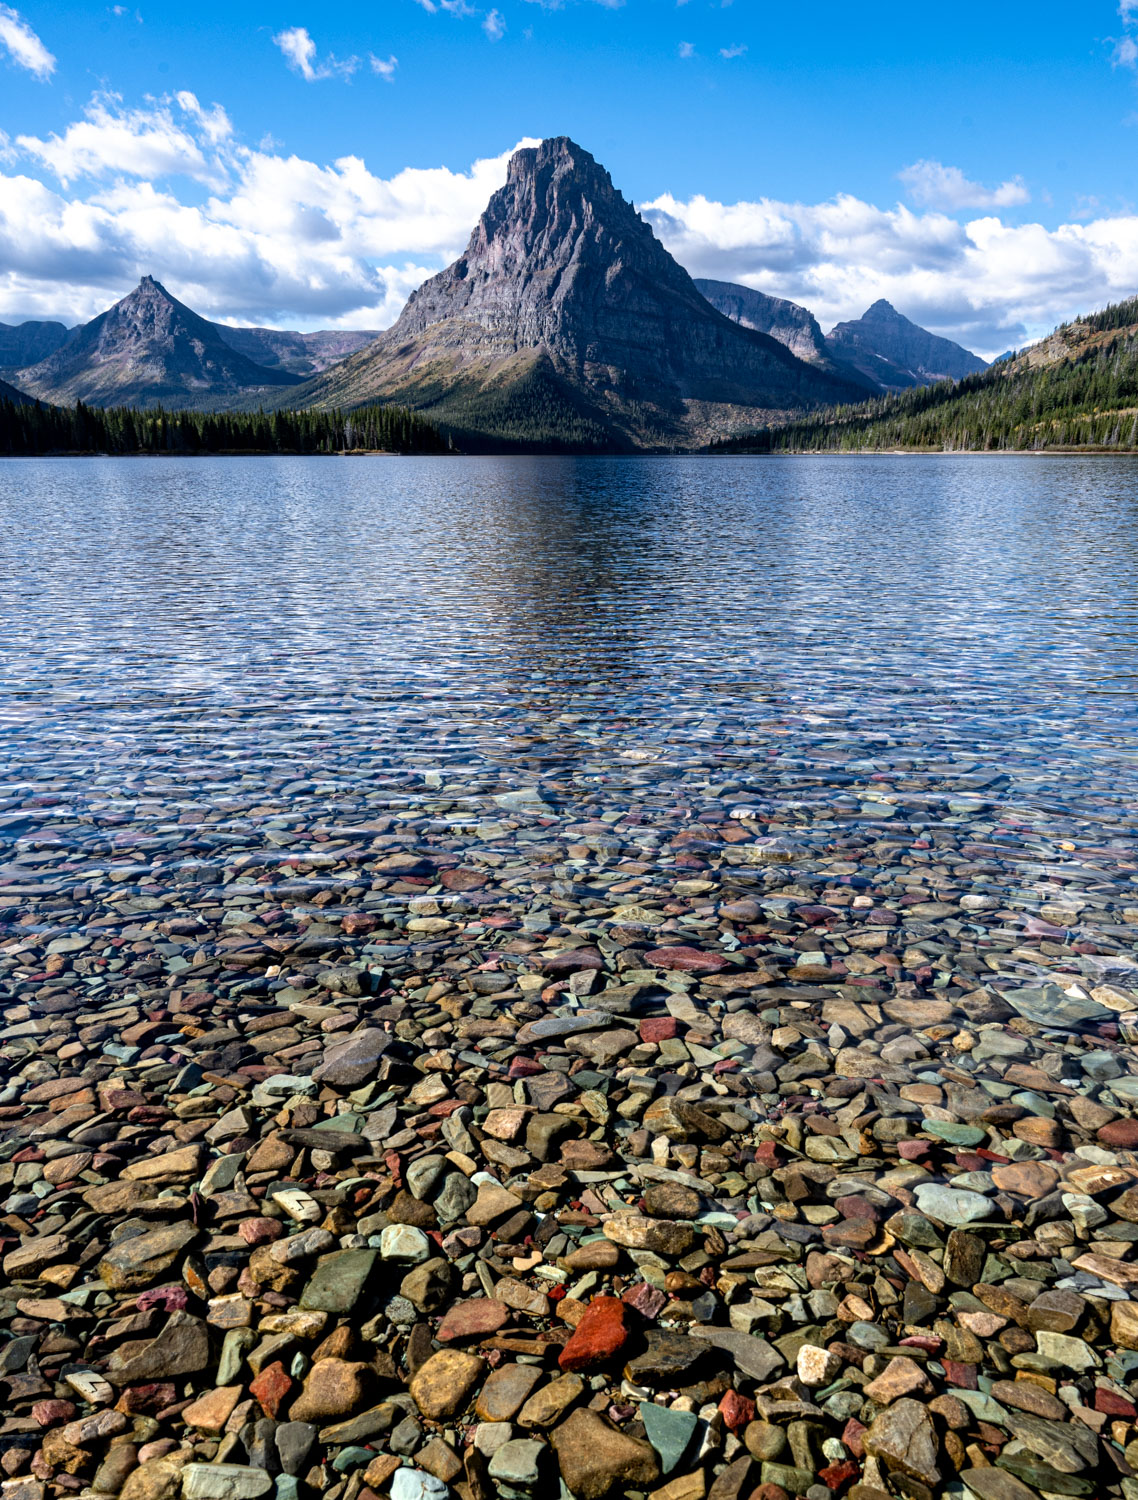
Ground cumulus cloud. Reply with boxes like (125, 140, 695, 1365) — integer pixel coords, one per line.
(641, 187, 1138, 357)
(369, 54, 398, 79)
(898, 159, 1030, 211)
(273, 26, 359, 82)
(483, 8, 505, 38)
(17, 94, 224, 188)
(0, 100, 538, 330)
(0, 3, 54, 79)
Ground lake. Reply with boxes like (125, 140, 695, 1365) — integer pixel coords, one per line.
(1, 454, 1136, 1491)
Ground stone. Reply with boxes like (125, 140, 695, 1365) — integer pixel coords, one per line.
(559, 1296, 632, 1372)
(863, 1399, 941, 1486)
(181, 1387, 243, 1433)
(487, 1439, 547, 1490)
(181, 1468, 273, 1500)
(298, 1249, 378, 1311)
(474, 1363, 544, 1421)
(862, 1357, 934, 1404)
(288, 1360, 371, 1424)
(550, 1408, 662, 1500)
(796, 1345, 841, 1387)
(640, 1403, 699, 1475)
(106, 1313, 211, 1386)
(409, 1350, 484, 1421)
(312, 1030, 389, 1088)
(913, 1183, 993, 1226)
(97, 1223, 198, 1290)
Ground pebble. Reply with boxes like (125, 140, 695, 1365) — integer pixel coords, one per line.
(3, 526, 1138, 1500)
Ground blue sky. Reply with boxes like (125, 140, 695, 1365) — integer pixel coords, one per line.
(1, 0, 1138, 354)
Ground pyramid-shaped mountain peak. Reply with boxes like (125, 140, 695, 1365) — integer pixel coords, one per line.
(296, 136, 863, 448)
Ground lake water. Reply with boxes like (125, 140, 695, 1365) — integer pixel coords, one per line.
(3, 455, 1138, 1485)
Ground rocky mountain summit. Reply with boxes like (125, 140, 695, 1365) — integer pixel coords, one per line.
(825, 301, 988, 391)
(296, 138, 864, 449)
(16, 278, 305, 409)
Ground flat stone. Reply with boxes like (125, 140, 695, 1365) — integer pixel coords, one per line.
(181, 1467, 272, 1500)
(550, 1408, 661, 1500)
(298, 1249, 378, 1312)
(98, 1222, 198, 1291)
(640, 1402, 699, 1475)
(913, 1183, 993, 1226)
(409, 1349, 484, 1421)
(864, 1398, 941, 1486)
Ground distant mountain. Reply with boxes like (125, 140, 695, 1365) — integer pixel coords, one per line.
(0, 319, 72, 371)
(211, 325, 380, 377)
(694, 279, 878, 393)
(0, 375, 34, 406)
(825, 300, 988, 390)
(714, 295, 1138, 453)
(16, 278, 305, 409)
(291, 137, 866, 450)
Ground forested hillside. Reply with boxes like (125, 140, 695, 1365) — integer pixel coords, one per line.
(711, 297, 1138, 453)
(0, 397, 449, 457)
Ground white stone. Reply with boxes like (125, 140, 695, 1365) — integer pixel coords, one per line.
(797, 1343, 842, 1387)
(181, 1465, 273, 1500)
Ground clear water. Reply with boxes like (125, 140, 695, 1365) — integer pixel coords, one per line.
(2, 453, 1137, 1021)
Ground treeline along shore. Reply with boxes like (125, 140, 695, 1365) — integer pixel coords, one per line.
(0, 397, 451, 457)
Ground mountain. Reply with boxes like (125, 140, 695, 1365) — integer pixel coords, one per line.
(290, 137, 865, 450)
(0, 376, 34, 406)
(0, 319, 72, 371)
(712, 296, 1138, 453)
(824, 299, 988, 390)
(16, 278, 305, 409)
(694, 279, 878, 393)
(210, 325, 380, 377)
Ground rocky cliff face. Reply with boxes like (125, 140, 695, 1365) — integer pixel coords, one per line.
(17, 278, 304, 409)
(298, 138, 864, 449)
(0, 319, 71, 371)
(694, 279, 828, 364)
(212, 325, 380, 376)
(825, 300, 988, 390)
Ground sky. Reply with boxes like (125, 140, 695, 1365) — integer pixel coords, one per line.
(1, 1, 1138, 357)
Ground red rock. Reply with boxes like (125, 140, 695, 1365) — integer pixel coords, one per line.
(752, 1486, 789, 1500)
(898, 1140, 931, 1161)
(644, 946, 729, 974)
(249, 1361, 292, 1419)
(1095, 1388, 1136, 1417)
(341, 912, 379, 936)
(541, 948, 604, 974)
(842, 1419, 867, 1459)
(136, 1287, 187, 1312)
(31, 1400, 75, 1428)
(440, 868, 486, 891)
(942, 1361, 977, 1389)
(1098, 1119, 1138, 1149)
(114, 1384, 176, 1415)
(719, 1390, 755, 1433)
(239, 1218, 284, 1246)
(558, 1296, 632, 1373)
(622, 1282, 666, 1320)
(835, 1195, 880, 1221)
(818, 1460, 859, 1491)
(508, 1057, 544, 1078)
(640, 1017, 678, 1043)
(436, 1299, 510, 1343)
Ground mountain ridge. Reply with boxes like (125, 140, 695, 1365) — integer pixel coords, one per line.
(16, 278, 306, 410)
(825, 299, 988, 389)
(287, 137, 866, 450)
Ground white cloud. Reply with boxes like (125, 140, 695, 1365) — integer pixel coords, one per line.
(17, 94, 223, 187)
(0, 101, 539, 331)
(483, 8, 505, 38)
(369, 53, 398, 79)
(719, 43, 746, 58)
(273, 26, 359, 82)
(0, 3, 54, 79)
(641, 187, 1138, 358)
(678, 40, 694, 57)
(898, 159, 1030, 211)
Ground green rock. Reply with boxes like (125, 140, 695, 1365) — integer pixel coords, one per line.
(298, 1249, 378, 1313)
(331, 1448, 371, 1473)
(997, 1454, 1096, 1496)
(640, 1403, 698, 1475)
(761, 1462, 815, 1493)
(922, 1120, 985, 1147)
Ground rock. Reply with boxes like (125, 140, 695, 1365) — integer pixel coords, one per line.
(409, 1350, 484, 1421)
(298, 1249, 378, 1311)
(474, 1363, 544, 1421)
(863, 1399, 941, 1486)
(181, 1468, 272, 1500)
(106, 1313, 210, 1386)
(288, 1360, 371, 1423)
(559, 1296, 632, 1373)
(796, 1345, 840, 1387)
(640, 1403, 699, 1475)
(487, 1438, 547, 1490)
(312, 1030, 389, 1088)
(550, 1408, 662, 1499)
(913, 1183, 994, 1226)
(98, 1223, 198, 1290)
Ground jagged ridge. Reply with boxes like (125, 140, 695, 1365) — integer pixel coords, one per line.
(292, 138, 866, 450)
(825, 299, 988, 390)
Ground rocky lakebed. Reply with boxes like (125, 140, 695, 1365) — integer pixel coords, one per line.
(2, 454, 1138, 1500)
